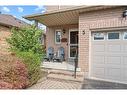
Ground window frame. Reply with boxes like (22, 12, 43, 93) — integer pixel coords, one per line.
(93, 32, 105, 41)
(38, 34, 44, 45)
(55, 29, 62, 44)
(69, 28, 78, 59)
(107, 32, 120, 40)
(123, 32, 127, 40)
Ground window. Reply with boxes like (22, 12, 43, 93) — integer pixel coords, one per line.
(93, 33, 104, 40)
(55, 30, 61, 44)
(38, 35, 44, 45)
(70, 46, 78, 58)
(70, 31, 78, 44)
(108, 32, 119, 40)
(123, 32, 127, 40)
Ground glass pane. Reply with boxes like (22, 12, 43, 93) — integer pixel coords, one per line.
(94, 33, 104, 40)
(70, 46, 78, 57)
(70, 31, 78, 44)
(124, 32, 127, 39)
(56, 31, 61, 43)
(108, 33, 119, 39)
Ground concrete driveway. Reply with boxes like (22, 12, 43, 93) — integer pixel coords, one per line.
(82, 79, 127, 89)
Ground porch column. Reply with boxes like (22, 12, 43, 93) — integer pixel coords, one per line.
(35, 20, 38, 28)
(78, 22, 90, 75)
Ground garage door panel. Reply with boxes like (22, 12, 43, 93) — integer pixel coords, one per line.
(123, 45, 127, 52)
(123, 57, 127, 65)
(107, 56, 121, 65)
(123, 68, 127, 79)
(106, 68, 121, 77)
(93, 44, 105, 52)
(107, 44, 121, 52)
(92, 67, 105, 78)
(93, 56, 105, 64)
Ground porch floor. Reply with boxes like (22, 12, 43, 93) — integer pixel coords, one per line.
(41, 61, 80, 71)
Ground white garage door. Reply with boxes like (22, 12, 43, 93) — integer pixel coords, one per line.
(91, 31, 127, 84)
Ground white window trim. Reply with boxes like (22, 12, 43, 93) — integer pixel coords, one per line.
(55, 29, 62, 44)
(69, 28, 78, 59)
(92, 32, 105, 41)
(123, 32, 127, 40)
(107, 32, 121, 40)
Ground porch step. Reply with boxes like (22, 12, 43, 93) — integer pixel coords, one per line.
(47, 73, 84, 82)
(48, 69, 84, 77)
(42, 69, 84, 82)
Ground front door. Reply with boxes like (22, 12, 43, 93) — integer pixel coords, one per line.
(69, 29, 78, 58)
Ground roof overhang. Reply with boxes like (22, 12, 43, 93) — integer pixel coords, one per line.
(24, 6, 119, 26)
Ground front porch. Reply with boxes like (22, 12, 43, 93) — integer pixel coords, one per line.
(41, 61, 81, 71)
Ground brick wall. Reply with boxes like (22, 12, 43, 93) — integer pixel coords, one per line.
(0, 25, 11, 54)
(79, 7, 127, 73)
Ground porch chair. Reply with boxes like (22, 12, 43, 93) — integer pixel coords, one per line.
(53, 47, 65, 62)
(43, 47, 54, 62)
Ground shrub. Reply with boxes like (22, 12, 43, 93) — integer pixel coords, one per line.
(6, 25, 44, 54)
(15, 51, 43, 86)
(6, 25, 45, 87)
(0, 54, 29, 89)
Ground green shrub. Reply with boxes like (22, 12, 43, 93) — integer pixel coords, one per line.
(6, 25, 44, 54)
(6, 25, 45, 87)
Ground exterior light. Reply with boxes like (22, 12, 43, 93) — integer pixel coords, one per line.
(62, 29, 66, 35)
(123, 9, 127, 18)
(82, 30, 85, 35)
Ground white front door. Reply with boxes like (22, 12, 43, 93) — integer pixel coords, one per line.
(91, 31, 127, 84)
(69, 29, 78, 58)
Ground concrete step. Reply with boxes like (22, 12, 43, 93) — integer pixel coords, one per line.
(41, 68, 84, 82)
(47, 73, 84, 82)
(42, 68, 84, 77)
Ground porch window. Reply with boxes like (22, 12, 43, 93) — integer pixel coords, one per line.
(55, 30, 61, 44)
(38, 35, 44, 45)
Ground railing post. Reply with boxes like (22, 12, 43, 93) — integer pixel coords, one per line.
(74, 46, 78, 78)
(74, 55, 78, 78)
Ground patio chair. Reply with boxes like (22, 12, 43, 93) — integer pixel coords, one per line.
(43, 47, 54, 62)
(53, 47, 65, 62)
